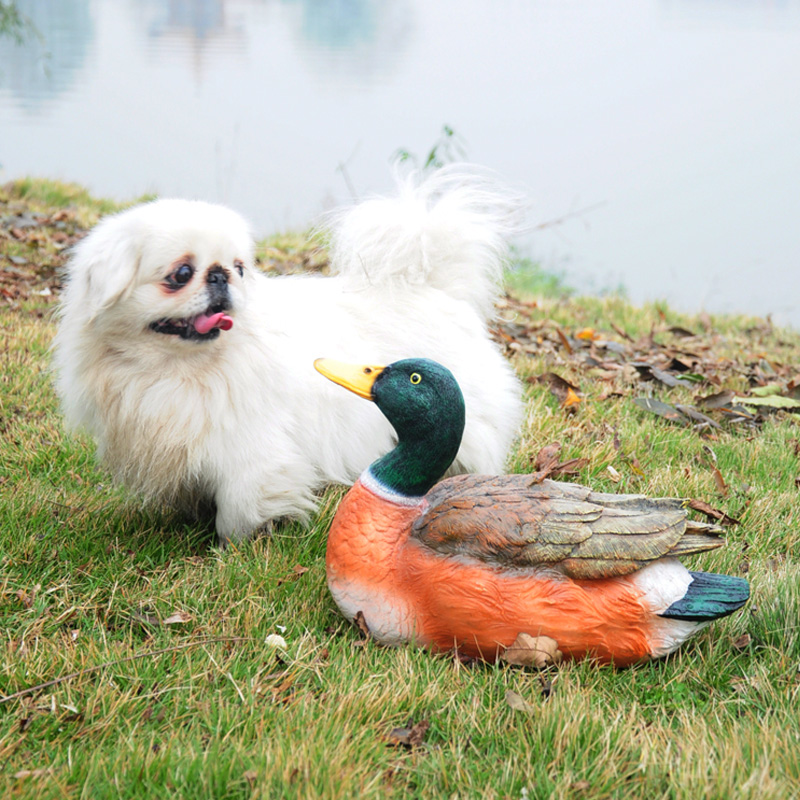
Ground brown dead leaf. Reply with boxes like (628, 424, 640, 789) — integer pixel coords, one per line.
(668, 325, 697, 338)
(666, 356, 696, 373)
(505, 690, 537, 713)
(533, 442, 562, 472)
(633, 397, 690, 426)
(277, 564, 310, 585)
(529, 443, 588, 484)
(556, 328, 573, 354)
(501, 633, 562, 668)
(711, 466, 729, 496)
(697, 389, 736, 410)
(550, 457, 588, 476)
(531, 371, 578, 393)
(243, 770, 259, 788)
(732, 633, 752, 651)
(687, 499, 740, 526)
(353, 610, 371, 639)
(270, 673, 297, 704)
(718, 405, 758, 423)
(162, 611, 193, 625)
(386, 719, 430, 748)
(609, 321, 633, 341)
(631, 362, 695, 388)
(598, 388, 626, 401)
(674, 404, 723, 430)
(531, 372, 582, 410)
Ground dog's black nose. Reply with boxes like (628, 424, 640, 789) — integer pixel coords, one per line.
(206, 266, 228, 285)
(205, 265, 232, 310)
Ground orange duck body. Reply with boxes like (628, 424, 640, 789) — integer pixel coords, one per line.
(329, 477, 715, 666)
(317, 358, 749, 666)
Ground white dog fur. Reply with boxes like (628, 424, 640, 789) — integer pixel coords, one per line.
(53, 166, 523, 544)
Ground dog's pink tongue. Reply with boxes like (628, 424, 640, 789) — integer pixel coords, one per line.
(193, 312, 234, 335)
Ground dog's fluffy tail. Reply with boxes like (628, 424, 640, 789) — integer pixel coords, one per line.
(327, 164, 525, 320)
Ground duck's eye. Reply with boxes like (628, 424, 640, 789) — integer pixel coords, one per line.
(168, 263, 194, 287)
(234, 260, 244, 277)
(410, 373, 422, 385)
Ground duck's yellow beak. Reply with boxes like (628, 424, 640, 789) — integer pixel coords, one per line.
(314, 359, 385, 400)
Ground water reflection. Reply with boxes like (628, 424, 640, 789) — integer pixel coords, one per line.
(141, 0, 242, 48)
(139, 0, 399, 51)
(0, 0, 92, 111)
(292, 0, 383, 49)
(1, 0, 798, 324)
(287, 0, 412, 78)
(148, 0, 226, 39)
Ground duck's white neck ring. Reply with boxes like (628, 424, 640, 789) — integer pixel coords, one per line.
(360, 468, 426, 507)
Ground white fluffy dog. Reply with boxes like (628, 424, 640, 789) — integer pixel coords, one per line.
(53, 166, 523, 544)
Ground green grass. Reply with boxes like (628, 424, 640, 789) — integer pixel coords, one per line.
(8, 177, 147, 219)
(504, 255, 574, 299)
(2, 180, 800, 798)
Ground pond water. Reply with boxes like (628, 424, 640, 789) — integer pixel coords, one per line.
(1, 0, 799, 325)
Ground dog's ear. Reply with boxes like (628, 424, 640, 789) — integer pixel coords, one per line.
(67, 211, 144, 319)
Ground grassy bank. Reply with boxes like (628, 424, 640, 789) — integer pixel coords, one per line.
(1, 179, 799, 799)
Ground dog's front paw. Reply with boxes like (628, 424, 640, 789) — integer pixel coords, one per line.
(216, 516, 275, 548)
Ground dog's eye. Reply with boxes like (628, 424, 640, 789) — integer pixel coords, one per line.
(234, 260, 244, 277)
(170, 264, 194, 286)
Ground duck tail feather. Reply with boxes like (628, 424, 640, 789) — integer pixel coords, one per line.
(660, 571, 749, 621)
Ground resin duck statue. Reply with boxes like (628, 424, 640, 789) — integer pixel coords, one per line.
(314, 357, 749, 666)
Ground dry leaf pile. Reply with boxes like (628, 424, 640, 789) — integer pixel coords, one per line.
(0, 204, 85, 306)
(494, 294, 800, 436)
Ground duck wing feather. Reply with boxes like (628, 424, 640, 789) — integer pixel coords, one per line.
(411, 476, 724, 579)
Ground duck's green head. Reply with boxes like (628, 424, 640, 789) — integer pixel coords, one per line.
(315, 357, 466, 498)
